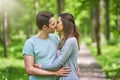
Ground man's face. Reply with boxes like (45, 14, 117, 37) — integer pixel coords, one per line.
(48, 17, 56, 33)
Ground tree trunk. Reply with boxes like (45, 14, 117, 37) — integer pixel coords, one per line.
(57, 0, 65, 16)
(34, 0, 39, 16)
(105, 0, 110, 40)
(116, 0, 120, 31)
(95, 0, 104, 55)
(90, 6, 96, 42)
(0, 22, 3, 43)
(3, 0, 8, 57)
(117, 15, 120, 31)
(28, 0, 39, 37)
(95, 9, 101, 55)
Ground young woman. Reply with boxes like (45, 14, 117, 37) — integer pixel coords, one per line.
(35, 13, 80, 80)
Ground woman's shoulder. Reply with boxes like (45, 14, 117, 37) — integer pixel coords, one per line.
(66, 37, 77, 42)
(65, 37, 77, 45)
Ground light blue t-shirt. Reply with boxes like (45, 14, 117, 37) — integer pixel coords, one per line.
(23, 34, 60, 80)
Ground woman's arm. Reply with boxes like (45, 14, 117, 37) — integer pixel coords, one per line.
(24, 54, 71, 76)
(41, 39, 74, 70)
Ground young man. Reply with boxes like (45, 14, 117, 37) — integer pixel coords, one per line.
(23, 11, 70, 80)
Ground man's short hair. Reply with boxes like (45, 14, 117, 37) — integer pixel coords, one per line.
(36, 11, 54, 30)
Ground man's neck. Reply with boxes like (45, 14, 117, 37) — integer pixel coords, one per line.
(36, 31, 49, 39)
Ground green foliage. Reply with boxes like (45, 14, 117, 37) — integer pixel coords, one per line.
(39, 0, 57, 13)
(86, 36, 120, 80)
(0, 58, 28, 80)
(0, 39, 28, 80)
(0, 31, 26, 79)
(0, 0, 120, 79)
(65, 0, 91, 34)
(0, 0, 58, 79)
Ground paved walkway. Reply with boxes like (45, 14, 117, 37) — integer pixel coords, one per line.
(77, 43, 106, 80)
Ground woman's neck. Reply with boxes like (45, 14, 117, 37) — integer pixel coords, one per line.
(60, 31, 64, 40)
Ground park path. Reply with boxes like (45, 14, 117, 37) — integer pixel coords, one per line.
(77, 43, 106, 80)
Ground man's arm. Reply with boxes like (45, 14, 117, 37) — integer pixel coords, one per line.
(24, 55, 70, 76)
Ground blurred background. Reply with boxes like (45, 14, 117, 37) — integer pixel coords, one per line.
(0, 0, 120, 80)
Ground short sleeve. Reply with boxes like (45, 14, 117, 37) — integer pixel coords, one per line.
(22, 40, 34, 56)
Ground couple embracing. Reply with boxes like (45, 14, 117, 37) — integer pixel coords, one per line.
(23, 11, 80, 80)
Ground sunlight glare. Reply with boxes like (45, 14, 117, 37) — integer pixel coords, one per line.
(0, 0, 23, 13)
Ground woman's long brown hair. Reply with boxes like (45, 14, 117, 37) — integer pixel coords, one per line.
(58, 13, 80, 50)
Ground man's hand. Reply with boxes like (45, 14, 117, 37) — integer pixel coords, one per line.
(55, 67, 71, 76)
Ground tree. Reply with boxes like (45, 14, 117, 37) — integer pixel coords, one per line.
(2, 0, 8, 57)
(57, 0, 65, 15)
(105, 0, 110, 40)
(0, 17, 2, 43)
(95, 0, 104, 55)
(90, 4, 97, 42)
(34, 0, 39, 16)
(116, 0, 120, 31)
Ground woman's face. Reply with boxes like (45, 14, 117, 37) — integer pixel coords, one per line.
(56, 17, 63, 32)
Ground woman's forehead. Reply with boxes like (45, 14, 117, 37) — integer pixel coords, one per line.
(58, 17, 61, 19)
(57, 17, 62, 21)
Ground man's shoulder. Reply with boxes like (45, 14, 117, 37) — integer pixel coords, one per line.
(49, 33, 60, 42)
(25, 36, 36, 43)
(49, 33, 59, 39)
(49, 33, 59, 37)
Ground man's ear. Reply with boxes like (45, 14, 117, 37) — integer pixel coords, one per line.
(42, 25, 48, 30)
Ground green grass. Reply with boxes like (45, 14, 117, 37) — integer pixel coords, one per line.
(0, 40, 28, 80)
(0, 58, 28, 80)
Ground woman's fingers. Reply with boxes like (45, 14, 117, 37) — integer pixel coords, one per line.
(62, 67, 71, 74)
(77, 67, 80, 77)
